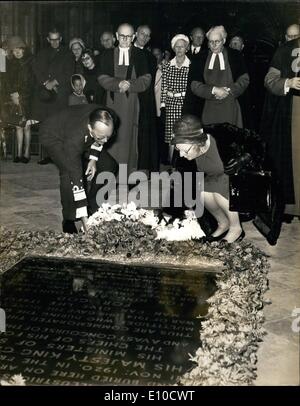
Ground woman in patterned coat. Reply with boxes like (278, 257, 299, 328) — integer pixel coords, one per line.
(160, 34, 191, 162)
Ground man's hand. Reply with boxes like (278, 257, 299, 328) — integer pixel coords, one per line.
(81, 216, 89, 234)
(85, 159, 97, 181)
(10, 92, 20, 105)
(213, 86, 230, 100)
(119, 80, 130, 93)
(287, 77, 300, 90)
(45, 79, 59, 91)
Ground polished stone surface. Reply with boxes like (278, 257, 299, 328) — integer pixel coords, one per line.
(0, 158, 299, 385)
(0, 256, 216, 386)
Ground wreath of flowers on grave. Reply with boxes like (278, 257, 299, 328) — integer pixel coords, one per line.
(0, 202, 269, 386)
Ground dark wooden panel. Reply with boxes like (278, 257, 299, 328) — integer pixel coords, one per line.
(1, 1, 299, 52)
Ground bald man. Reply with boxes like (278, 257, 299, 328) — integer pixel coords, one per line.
(134, 25, 151, 50)
(100, 31, 116, 50)
(285, 24, 300, 42)
(98, 23, 158, 174)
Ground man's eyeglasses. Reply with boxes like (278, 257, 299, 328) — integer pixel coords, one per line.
(175, 145, 193, 154)
(208, 40, 222, 45)
(175, 139, 207, 154)
(118, 34, 133, 40)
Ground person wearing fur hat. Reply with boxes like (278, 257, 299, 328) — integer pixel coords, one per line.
(160, 34, 191, 163)
(170, 114, 265, 244)
(3, 36, 33, 163)
(69, 37, 85, 74)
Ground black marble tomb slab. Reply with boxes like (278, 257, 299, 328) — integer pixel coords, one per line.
(0, 256, 217, 386)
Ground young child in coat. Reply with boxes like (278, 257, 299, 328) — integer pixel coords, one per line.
(68, 74, 88, 106)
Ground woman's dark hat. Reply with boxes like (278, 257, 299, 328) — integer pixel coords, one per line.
(171, 114, 208, 144)
(6, 36, 26, 50)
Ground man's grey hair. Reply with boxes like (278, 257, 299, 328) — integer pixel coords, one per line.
(206, 25, 227, 40)
(136, 25, 151, 33)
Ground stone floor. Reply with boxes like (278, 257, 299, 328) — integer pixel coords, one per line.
(0, 156, 299, 386)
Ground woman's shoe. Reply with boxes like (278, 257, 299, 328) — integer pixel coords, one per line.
(13, 156, 21, 163)
(235, 229, 245, 242)
(21, 157, 30, 163)
(206, 229, 229, 242)
(220, 229, 245, 244)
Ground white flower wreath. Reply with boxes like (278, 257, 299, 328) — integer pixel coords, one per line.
(87, 202, 205, 241)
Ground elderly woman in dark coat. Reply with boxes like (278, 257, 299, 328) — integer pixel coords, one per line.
(4, 36, 33, 163)
(69, 37, 85, 74)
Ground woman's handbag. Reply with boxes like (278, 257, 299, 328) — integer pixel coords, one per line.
(229, 170, 273, 213)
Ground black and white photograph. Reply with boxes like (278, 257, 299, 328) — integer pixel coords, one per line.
(0, 0, 299, 392)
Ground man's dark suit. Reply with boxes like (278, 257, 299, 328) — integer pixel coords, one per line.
(31, 46, 75, 122)
(186, 47, 203, 62)
(39, 104, 118, 221)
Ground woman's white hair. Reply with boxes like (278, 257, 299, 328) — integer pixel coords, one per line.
(206, 25, 227, 40)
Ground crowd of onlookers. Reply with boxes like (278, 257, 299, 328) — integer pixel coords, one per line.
(0, 26, 169, 164)
(0, 20, 299, 241)
(1, 22, 298, 167)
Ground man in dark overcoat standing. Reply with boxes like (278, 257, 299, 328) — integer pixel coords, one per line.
(32, 28, 75, 164)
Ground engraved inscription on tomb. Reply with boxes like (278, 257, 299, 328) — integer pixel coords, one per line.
(0, 257, 216, 385)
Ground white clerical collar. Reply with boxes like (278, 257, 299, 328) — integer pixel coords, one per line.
(118, 47, 130, 66)
(208, 52, 225, 70)
(134, 43, 144, 49)
(170, 56, 191, 68)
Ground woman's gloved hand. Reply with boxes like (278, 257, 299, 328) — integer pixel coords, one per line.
(224, 153, 253, 175)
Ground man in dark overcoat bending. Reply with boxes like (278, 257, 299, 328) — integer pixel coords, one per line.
(40, 104, 119, 233)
